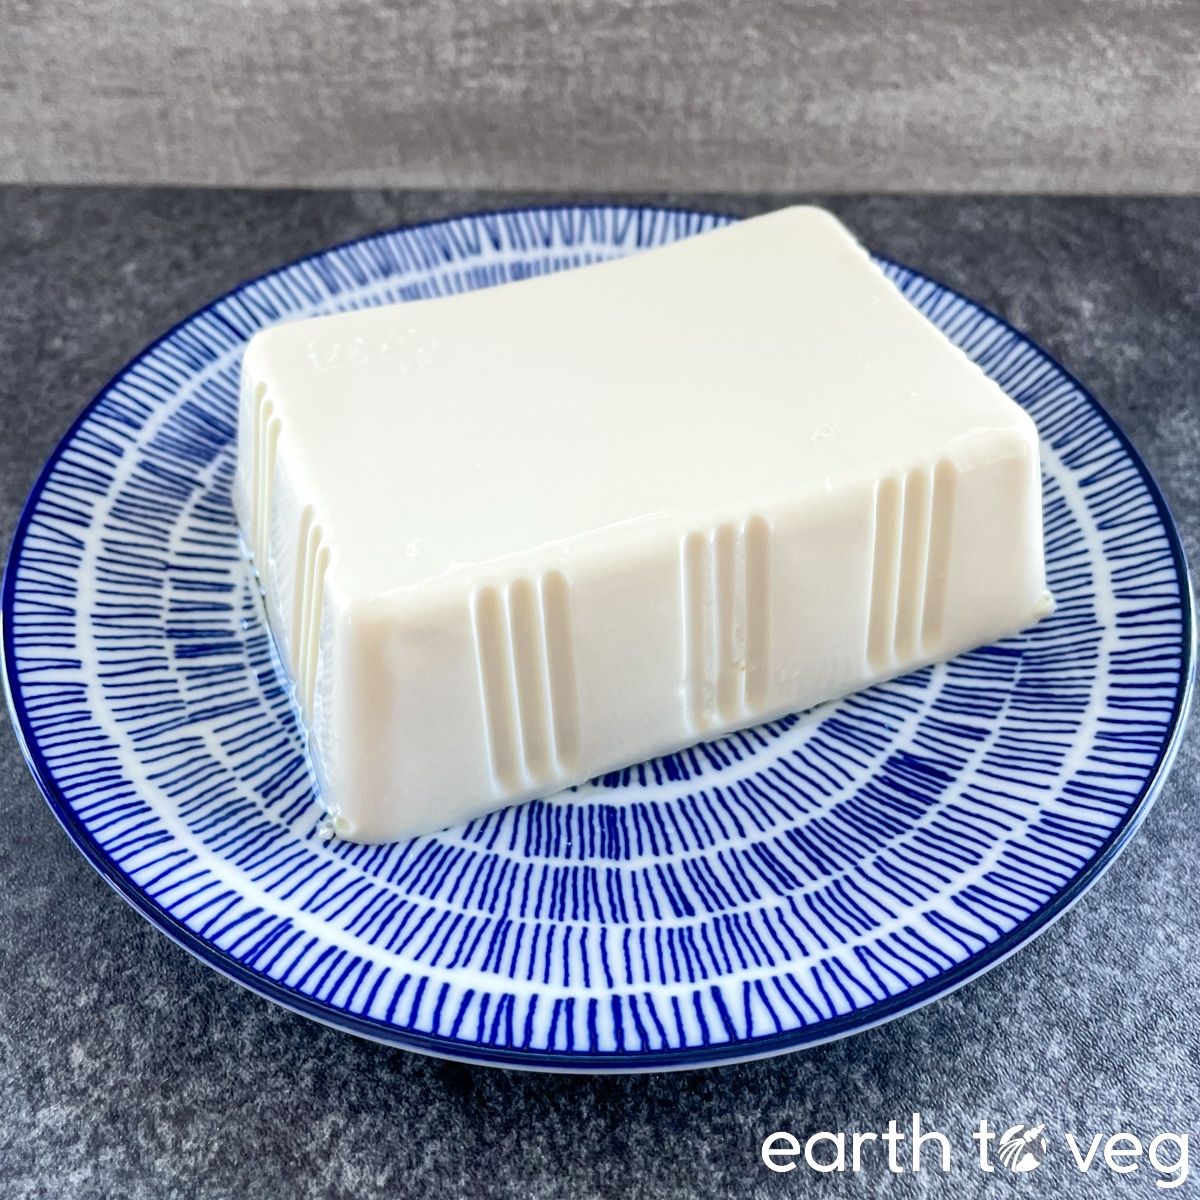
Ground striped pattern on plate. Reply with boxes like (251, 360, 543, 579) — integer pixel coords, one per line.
(2, 206, 1193, 1071)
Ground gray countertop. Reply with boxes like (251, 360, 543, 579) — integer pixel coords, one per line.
(0, 189, 1196, 1199)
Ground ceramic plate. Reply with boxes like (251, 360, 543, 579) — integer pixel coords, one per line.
(3, 206, 1194, 1072)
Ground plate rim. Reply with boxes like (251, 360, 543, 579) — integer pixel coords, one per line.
(2, 203, 1195, 1073)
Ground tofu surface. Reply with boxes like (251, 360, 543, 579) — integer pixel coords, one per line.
(234, 207, 1052, 843)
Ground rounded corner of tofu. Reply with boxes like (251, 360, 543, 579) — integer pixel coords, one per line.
(240, 325, 275, 372)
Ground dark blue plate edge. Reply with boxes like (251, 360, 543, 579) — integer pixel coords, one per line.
(1, 204, 1194, 1073)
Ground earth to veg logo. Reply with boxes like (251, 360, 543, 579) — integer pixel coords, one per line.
(997, 1124, 1048, 1172)
(762, 1114, 1189, 1188)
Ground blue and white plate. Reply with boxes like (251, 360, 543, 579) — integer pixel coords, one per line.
(3, 206, 1194, 1071)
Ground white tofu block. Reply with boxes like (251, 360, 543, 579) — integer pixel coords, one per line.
(234, 207, 1052, 843)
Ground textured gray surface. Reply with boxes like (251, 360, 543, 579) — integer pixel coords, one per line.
(0, 189, 1197, 1198)
(5, 2, 1200, 192)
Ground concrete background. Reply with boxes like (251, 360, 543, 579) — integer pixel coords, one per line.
(4, 1, 1200, 192)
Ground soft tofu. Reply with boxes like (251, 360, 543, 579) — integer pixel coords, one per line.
(233, 206, 1053, 843)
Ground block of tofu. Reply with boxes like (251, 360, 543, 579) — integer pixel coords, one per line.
(234, 206, 1053, 843)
